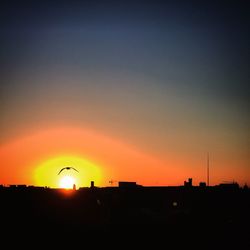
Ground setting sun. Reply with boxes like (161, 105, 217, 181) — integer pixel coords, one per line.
(59, 176, 75, 189)
(34, 155, 102, 188)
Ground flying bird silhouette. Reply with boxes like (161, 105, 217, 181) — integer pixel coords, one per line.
(58, 167, 79, 175)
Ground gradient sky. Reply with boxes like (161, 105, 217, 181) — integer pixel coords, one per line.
(0, 0, 249, 187)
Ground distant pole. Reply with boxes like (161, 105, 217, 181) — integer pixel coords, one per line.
(207, 152, 210, 187)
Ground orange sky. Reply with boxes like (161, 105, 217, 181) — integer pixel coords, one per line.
(0, 127, 174, 187)
(0, 126, 249, 187)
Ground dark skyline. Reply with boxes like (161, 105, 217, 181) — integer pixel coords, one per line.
(0, 182, 249, 248)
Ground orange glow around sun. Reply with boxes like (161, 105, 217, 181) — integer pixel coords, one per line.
(0, 126, 248, 187)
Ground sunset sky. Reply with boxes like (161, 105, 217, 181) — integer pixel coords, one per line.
(0, 0, 249, 187)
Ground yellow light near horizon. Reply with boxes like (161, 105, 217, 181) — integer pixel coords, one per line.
(34, 155, 102, 188)
(59, 176, 75, 189)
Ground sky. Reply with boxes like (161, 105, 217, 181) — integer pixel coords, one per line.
(0, 0, 249, 187)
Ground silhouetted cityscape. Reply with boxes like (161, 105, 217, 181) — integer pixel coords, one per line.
(1, 179, 249, 248)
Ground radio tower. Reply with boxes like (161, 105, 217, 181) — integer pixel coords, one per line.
(207, 152, 210, 187)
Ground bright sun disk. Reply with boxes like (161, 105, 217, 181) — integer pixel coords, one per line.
(59, 176, 75, 189)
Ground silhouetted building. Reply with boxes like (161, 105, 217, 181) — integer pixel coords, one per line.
(28, 186, 45, 190)
(218, 182, 239, 190)
(118, 181, 137, 188)
(90, 181, 95, 188)
(199, 182, 206, 187)
(184, 178, 192, 187)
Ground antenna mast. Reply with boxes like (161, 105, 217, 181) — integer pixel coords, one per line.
(207, 152, 210, 187)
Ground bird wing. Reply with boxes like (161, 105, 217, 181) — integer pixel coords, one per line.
(58, 167, 66, 175)
(70, 167, 79, 172)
